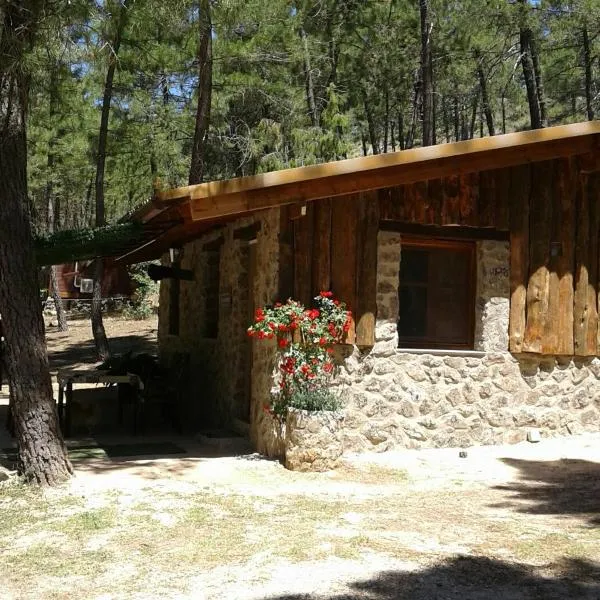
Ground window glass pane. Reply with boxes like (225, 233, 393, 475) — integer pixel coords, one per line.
(398, 241, 473, 348)
(398, 285, 427, 338)
(429, 248, 470, 342)
(400, 248, 428, 283)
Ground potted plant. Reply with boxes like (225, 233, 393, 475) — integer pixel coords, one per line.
(247, 292, 351, 471)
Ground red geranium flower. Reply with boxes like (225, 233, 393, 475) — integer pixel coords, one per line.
(319, 291, 333, 298)
(278, 337, 289, 348)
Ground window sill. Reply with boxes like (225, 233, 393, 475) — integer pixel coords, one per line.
(396, 348, 488, 358)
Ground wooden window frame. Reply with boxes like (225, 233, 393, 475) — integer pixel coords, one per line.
(398, 236, 476, 350)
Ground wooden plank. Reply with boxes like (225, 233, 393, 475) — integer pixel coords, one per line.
(494, 168, 510, 230)
(426, 178, 443, 226)
(331, 195, 358, 343)
(587, 171, 599, 354)
(478, 170, 496, 228)
(459, 172, 479, 226)
(523, 161, 553, 353)
(414, 180, 428, 224)
(355, 191, 379, 346)
(593, 173, 600, 354)
(293, 203, 314, 307)
(378, 188, 393, 220)
(574, 162, 600, 355)
(394, 185, 407, 221)
(404, 183, 417, 223)
(509, 164, 531, 353)
(312, 198, 332, 293)
(278, 206, 294, 302)
(554, 158, 575, 355)
(380, 221, 509, 241)
(442, 175, 460, 224)
(541, 159, 562, 354)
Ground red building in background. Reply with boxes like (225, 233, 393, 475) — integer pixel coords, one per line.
(47, 258, 134, 300)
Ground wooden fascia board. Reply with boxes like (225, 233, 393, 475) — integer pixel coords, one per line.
(155, 123, 600, 206)
(187, 133, 599, 223)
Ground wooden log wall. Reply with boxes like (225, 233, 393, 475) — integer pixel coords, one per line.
(378, 168, 511, 230)
(509, 156, 600, 356)
(289, 191, 379, 346)
(287, 156, 599, 355)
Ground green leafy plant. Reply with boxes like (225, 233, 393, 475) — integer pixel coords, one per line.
(124, 262, 158, 320)
(247, 292, 351, 418)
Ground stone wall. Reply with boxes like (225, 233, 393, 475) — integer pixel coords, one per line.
(160, 218, 600, 456)
(332, 231, 600, 452)
(158, 209, 280, 439)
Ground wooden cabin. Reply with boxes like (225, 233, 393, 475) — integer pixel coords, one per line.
(47, 258, 134, 301)
(119, 122, 600, 454)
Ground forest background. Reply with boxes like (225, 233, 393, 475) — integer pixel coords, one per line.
(29, 0, 599, 234)
(0, 0, 599, 484)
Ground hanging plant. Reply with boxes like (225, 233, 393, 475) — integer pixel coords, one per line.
(247, 292, 351, 418)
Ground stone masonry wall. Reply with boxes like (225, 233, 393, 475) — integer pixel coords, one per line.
(333, 231, 600, 452)
(158, 208, 280, 440)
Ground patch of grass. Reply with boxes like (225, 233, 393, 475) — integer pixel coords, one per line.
(60, 506, 117, 536)
(333, 463, 409, 485)
(514, 533, 590, 563)
(5, 542, 113, 578)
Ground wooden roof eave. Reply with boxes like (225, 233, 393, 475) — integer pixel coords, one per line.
(151, 122, 600, 224)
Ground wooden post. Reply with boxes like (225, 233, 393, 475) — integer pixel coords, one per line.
(523, 161, 553, 353)
(293, 204, 314, 306)
(355, 191, 379, 346)
(574, 163, 599, 355)
(312, 199, 332, 293)
(554, 158, 575, 355)
(331, 196, 358, 343)
(509, 164, 531, 353)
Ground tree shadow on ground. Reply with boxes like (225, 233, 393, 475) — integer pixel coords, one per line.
(492, 458, 600, 526)
(265, 556, 600, 599)
(47, 332, 157, 371)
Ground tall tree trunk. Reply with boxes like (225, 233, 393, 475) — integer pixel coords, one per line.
(453, 95, 460, 141)
(0, 0, 72, 485)
(363, 92, 380, 155)
(530, 36, 547, 126)
(518, 0, 543, 129)
(45, 66, 68, 332)
(582, 26, 594, 121)
(419, 0, 434, 146)
(92, 0, 128, 361)
(469, 91, 479, 139)
(189, 0, 213, 185)
(361, 131, 368, 157)
(442, 97, 450, 142)
(383, 85, 389, 153)
(407, 71, 421, 149)
(397, 111, 405, 150)
(476, 54, 495, 136)
(300, 27, 319, 127)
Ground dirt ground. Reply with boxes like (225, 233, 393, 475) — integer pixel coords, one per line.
(44, 315, 159, 374)
(1, 317, 600, 599)
(2, 434, 600, 599)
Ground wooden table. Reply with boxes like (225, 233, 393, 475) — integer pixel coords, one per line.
(56, 369, 144, 437)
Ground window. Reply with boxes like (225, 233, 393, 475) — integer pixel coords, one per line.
(398, 238, 475, 349)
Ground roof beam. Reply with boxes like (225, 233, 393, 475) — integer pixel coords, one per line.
(187, 133, 599, 223)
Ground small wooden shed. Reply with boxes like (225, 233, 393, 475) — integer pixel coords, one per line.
(120, 122, 600, 453)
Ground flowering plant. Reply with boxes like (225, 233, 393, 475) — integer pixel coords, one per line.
(247, 291, 352, 418)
